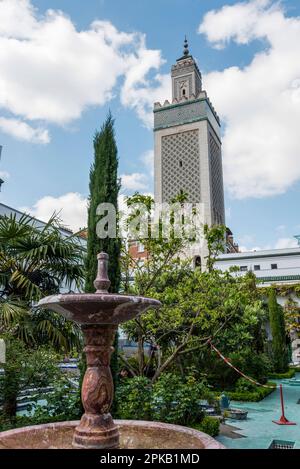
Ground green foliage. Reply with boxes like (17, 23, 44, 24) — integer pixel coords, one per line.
(122, 252, 267, 384)
(0, 334, 60, 418)
(115, 376, 152, 420)
(268, 368, 296, 379)
(259, 284, 300, 333)
(121, 213, 268, 384)
(226, 382, 276, 402)
(31, 375, 81, 421)
(192, 416, 220, 437)
(234, 377, 257, 393)
(116, 373, 215, 427)
(203, 224, 226, 272)
(84, 113, 121, 404)
(0, 213, 84, 351)
(151, 374, 205, 426)
(268, 288, 289, 373)
(0, 213, 84, 302)
(85, 112, 121, 294)
(0, 375, 81, 431)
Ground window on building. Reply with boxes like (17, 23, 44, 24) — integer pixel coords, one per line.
(254, 265, 261, 271)
(182, 89, 186, 96)
(271, 263, 278, 270)
(240, 266, 248, 272)
(179, 160, 183, 168)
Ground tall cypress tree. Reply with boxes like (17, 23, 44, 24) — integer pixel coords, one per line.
(268, 288, 289, 373)
(85, 112, 121, 293)
(85, 112, 121, 406)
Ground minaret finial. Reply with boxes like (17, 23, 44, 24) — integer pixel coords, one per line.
(183, 35, 189, 56)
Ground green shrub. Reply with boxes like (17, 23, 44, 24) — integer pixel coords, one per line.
(192, 416, 220, 437)
(115, 373, 215, 426)
(115, 376, 152, 420)
(0, 336, 61, 418)
(31, 375, 81, 421)
(291, 365, 300, 372)
(151, 374, 205, 426)
(268, 289, 289, 373)
(227, 382, 276, 402)
(268, 368, 295, 379)
(206, 349, 271, 390)
(228, 351, 271, 386)
(235, 377, 257, 393)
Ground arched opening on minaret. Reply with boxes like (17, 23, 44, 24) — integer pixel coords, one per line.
(194, 256, 202, 270)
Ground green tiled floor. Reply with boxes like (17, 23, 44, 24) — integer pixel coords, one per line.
(216, 374, 300, 449)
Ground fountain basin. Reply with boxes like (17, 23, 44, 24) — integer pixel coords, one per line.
(0, 420, 225, 449)
(38, 293, 161, 325)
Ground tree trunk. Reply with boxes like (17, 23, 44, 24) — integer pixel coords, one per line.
(138, 330, 145, 376)
(3, 371, 19, 418)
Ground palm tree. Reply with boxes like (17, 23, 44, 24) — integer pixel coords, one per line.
(0, 213, 85, 351)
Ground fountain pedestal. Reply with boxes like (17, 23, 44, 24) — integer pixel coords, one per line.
(73, 324, 119, 449)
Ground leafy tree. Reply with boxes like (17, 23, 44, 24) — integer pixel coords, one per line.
(268, 288, 289, 372)
(120, 200, 266, 383)
(203, 223, 226, 272)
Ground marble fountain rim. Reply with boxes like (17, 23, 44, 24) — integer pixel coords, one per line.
(0, 420, 225, 450)
(38, 293, 162, 306)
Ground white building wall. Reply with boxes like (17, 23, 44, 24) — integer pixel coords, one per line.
(216, 248, 300, 286)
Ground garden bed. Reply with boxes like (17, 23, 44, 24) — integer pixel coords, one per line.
(268, 368, 296, 380)
(226, 383, 276, 402)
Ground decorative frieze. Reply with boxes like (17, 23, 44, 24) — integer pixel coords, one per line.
(154, 98, 220, 131)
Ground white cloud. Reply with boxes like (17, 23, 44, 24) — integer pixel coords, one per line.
(199, 0, 300, 198)
(0, 117, 49, 144)
(0, 0, 168, 142)
(140, 149, 154, 177)
(21, 192, 134, 233)
(121, 70, 170, 128)
(120, 172, 148, 191)
(274, 237, 298, 249)
(21, 192, 88, 232)
(120, 149, 155, 193)
(0, 170, 10, 180)
(238, 235, 298, 252)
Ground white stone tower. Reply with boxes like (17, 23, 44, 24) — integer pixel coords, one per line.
(153, 38, 225, 266)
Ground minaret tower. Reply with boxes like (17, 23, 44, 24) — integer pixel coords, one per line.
(153, 38, 225, 266)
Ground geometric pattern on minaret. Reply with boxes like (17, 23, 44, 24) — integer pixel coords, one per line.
(153, 38, 225, 227)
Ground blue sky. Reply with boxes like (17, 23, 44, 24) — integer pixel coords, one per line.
(0, 0, 300, 250)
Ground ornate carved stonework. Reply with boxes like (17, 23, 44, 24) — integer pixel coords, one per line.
(209, 132, 225, 225)
(154, 100, 207, 130)
(161, 129, 200, 204)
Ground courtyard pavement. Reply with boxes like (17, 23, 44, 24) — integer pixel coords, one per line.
(216, 373, 300, 449)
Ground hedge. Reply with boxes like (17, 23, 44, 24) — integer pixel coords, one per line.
(227, 382, 276, 402)
(268, 368, 296, 379)
(191, 416, 220, 437)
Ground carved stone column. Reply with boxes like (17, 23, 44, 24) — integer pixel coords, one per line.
(72, 253, 119, 449)
(72, 324, 119, 449)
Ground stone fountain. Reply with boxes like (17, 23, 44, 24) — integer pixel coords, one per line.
(0, 253, 224, 449)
